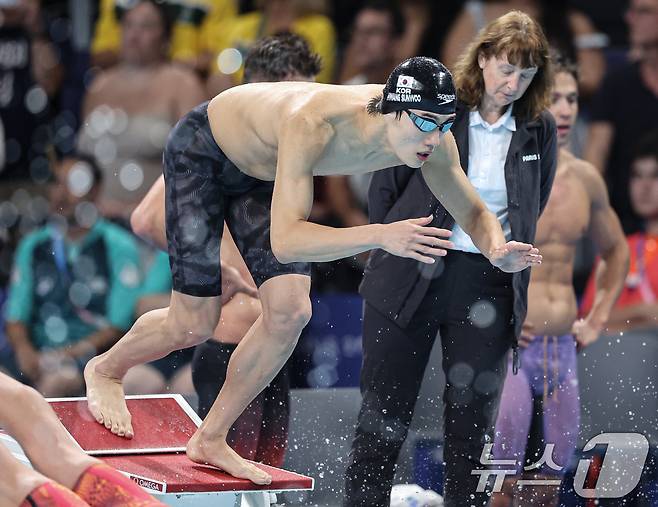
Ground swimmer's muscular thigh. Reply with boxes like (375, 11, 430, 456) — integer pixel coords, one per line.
(132, 175, 251, 283)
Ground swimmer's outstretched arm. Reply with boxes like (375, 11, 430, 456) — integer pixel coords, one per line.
(271, 117, 454, 265)
(421, 132, 542, 273)
(420, 132, 503, 254)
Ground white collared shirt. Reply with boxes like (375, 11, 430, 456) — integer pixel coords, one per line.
(451, 106, 515, 253)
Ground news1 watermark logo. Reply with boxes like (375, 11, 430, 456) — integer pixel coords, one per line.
(472, 433, 650, 498)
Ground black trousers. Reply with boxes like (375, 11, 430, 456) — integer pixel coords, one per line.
(344, 251, 515, 507)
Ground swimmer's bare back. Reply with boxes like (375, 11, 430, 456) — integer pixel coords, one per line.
(207, 82, 405, 181)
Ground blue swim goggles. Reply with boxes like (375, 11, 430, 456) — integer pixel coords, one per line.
(405, 110, 454, 134)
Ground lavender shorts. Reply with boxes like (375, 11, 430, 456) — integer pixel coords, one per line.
(493, 334, 580, 475)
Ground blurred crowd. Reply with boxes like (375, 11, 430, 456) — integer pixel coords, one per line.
(0, 0, 656, 400)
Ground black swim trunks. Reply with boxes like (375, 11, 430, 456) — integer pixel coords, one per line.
(163, 101, 311, 297)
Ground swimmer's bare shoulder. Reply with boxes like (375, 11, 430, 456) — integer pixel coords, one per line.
(567, 152, 608, 208)
(208, 82, 382, 132)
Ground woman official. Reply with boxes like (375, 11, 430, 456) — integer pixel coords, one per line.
(344, 11, 557, 507)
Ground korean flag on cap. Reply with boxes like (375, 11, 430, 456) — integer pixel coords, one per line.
(396, 75, 424, 91)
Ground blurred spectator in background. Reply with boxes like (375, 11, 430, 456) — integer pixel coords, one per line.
(0, 0, 63, 195)
(581, 131, 658, 332)
(206, 0, 335, 94)
(3, 154, 143, 397)
(0, 118, 5, 180)
(625, 0, 658, 61)
(337, 0, 434, 80)
(441, 0, 606, 98)
(393, 0, 433, 61)
(570, 0, 630, 51)
(330, 0, 462, 64)
(338, 0, 404, 85)
(326, 0, 404, 272)
(77, 0, 206, 223)
(91, 0, 236, 75)
(40, 1, 97, 159)
(585, 0, 658, 233)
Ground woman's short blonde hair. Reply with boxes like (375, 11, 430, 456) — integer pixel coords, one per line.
(453, 10, 552, 120)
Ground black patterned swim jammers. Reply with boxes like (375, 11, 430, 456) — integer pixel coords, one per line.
(163, 101, 311, 297)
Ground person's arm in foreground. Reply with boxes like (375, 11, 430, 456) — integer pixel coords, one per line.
(421, 132, 541, 272)
(271, 117, 453, 264)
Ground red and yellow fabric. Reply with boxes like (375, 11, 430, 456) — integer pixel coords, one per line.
(20, 482, 89, 507)
(581, 233, 658, 313)
(73, 464, 167, 507)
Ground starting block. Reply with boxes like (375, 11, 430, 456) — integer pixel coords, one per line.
(1, 394, 313, 506)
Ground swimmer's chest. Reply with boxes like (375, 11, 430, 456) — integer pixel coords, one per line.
(536, 169, 590, 247)
(241, 133, 394, 177)
(307, 130, 395, 176)
(212, 113, 387, 179)
(226, 135, 390, 179)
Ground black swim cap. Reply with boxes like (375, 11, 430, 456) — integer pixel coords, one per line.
(381, 57, 456, 115)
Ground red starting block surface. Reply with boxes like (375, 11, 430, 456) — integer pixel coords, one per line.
(50, 396, 198, 454)
(41, 395, 313, 505)
(101, 453, 312, 494)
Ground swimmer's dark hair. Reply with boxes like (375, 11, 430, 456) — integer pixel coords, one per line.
(551, 48, 578, 81)
(243, 32, 322, 83)
(367, 95, 402, 119)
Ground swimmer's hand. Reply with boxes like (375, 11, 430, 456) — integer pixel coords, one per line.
(489, 241, 542, 273)
(380, 215, 454, 264)
(220, 264, 258, 304)
(572, 318, 602, 349)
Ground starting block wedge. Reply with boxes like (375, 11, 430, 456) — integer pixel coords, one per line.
(1, 394, 313, 507)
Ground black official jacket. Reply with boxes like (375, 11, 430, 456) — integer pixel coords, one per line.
(359, 102, 558, 341)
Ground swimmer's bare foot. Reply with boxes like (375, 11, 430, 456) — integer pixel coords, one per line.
(83, 356, 134, 438)
(186, 431, 272, 485)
